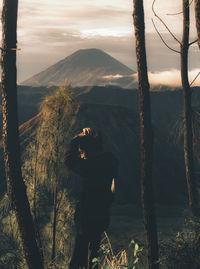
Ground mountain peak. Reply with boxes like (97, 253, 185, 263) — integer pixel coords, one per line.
(72, 48, 104, 54)
(22, 48, 135, 87)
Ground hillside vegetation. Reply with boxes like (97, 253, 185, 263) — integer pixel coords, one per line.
(0, 87, 78, 268)
(0, 86, 200, 268)
(1, 85, 192, 203)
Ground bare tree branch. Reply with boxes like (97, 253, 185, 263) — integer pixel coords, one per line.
(152, 0, 181, 45)
(166, 0, 194, 16)
(194, 0, 200, 48)
(152, 19, 181, 54)
(190, 71, 200, 86)
(56, 191, 65, 213)
(189, 39, 198, 46)
(167, 11, 183, 16)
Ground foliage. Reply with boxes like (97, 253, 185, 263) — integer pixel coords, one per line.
(92, 232, 143, 269)
(0, 207, 25, 269)
(170, 106, 200, 147)
(22, 85, 78, 267)
(25, 84, 76, 187)
(2, 84, 200, 269)
(160, 217, 200, 269)
(0, 85, 78, 268)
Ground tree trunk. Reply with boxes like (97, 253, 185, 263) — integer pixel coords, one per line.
(33, 145, 45, 265)
(194, 0, 200, 48)
(132, 1, 159, 269)
(181, 0, 199, 217)
(51, 185, 58, 265)
(51, 108, 61, 266)
(1, 1, 44, 268)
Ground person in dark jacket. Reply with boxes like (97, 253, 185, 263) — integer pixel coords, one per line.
(65, 128, 118, 269)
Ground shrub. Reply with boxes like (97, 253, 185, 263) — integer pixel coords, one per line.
(92, 232, 143, 269)
(160, 217, 200, 269)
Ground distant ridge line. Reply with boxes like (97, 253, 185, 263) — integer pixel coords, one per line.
(22, 48, 135, 88)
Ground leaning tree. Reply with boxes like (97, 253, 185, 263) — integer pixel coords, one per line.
(1, 0, 44, 268)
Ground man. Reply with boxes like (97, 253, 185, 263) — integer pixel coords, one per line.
(65, 128, 118, 269)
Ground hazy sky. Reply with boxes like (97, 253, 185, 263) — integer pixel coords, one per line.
(0, 0, 199, 83)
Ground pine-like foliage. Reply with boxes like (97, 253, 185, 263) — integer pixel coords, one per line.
(23, 85, 78, 268)
(0, 86, 79, 268)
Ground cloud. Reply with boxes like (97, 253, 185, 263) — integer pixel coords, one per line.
(133, 69, 200, 87)
(17, 30, 200, 83)
(18, 1, 131, 35)
(102, 69, 200, 88)
(17, 33, 137, 82)
(0, 0, 196, 82)
(103, 74, 125, 80)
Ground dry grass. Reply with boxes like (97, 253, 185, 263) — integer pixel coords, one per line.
(92, 232, 143, 269)
(100, 250, 129, 268)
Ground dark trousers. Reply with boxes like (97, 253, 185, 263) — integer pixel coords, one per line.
(69, 232, 101, 269)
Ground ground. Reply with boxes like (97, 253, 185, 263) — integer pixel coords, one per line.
(108, 204, 186, 253)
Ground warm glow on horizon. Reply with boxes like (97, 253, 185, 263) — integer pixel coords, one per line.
(0, 0, 198, 83)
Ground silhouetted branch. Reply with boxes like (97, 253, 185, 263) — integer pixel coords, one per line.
(167, 11, 183, 16)
(166, 0, 194, 16)
(152, 19, 181, 54)
(190, 71, 200, 86)
(0, 47, 20, 51)
(56, 191, 65, 213)
(189, 39, 198, 46)
(152, 0, 181, 45)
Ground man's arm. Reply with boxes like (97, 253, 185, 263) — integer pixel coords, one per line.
(111, 178, 115, 193)
(107, 153, 119, 204)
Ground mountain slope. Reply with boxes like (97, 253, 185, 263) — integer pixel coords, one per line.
(0, 102, 186, 205)
(22, 49, 135, 87)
